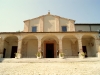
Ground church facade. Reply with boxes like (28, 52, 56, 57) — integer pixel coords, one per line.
(0, 12, 100, 58)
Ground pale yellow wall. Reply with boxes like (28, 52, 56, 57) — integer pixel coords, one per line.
(71, 41, 78, 56)
(59, 18, 69, 31)
(29, 18, 40, 32)
(23, 15, 75, 32)
(43, 15, 56, 32)
(62, 39, 72, 56)
(22, 42, 27, 58)
(27, 40, 38, 58)
(24, 21, 30, 32)
(75, 25, 90, 31)
(69, 20, 75, 31)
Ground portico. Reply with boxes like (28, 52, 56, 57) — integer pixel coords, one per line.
(0, 32, 99, 58)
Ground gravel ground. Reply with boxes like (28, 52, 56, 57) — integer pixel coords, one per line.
(0, 62, 100, 75)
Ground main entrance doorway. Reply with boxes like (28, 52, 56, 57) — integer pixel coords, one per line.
(46, 44, 54, 58)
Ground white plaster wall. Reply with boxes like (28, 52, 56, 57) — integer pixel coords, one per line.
(62, 39, 72, 56)
(43, 15, 55, 32)
(27, 40, 38, 58)
(91, 39, 97, 56)
(75, 25, 90, 31)
(91, 25, 100, 31)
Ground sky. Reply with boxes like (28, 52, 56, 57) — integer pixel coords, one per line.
(0, 0, 100, 32)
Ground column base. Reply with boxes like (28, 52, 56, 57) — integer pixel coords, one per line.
(0, 54, 3, 58)
(15, 53, 21, 59)
(97, 52, 100, 58)
(36, 52, 42, 59)
(78, 52, 85, 59)
(59, 52, 64, 59)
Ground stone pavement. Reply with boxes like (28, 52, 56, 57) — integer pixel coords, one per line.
(0, 58, 100, 75)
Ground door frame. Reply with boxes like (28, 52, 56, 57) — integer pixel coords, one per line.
(43, 40, 57, 58)
(46, 43, 54, 58)
(11, 46, 17, 58)
(82, 46, 88, 57)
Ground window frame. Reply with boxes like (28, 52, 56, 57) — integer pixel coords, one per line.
(62, 26, 67, 32)
(32, 26, 37, 32)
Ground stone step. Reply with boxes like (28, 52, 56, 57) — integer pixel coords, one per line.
(0, 57, 100, 63)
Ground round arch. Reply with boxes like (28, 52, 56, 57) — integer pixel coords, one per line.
(82, 34, 96, 57)
(3, 35, 18, 58)
(22, 34, 38, 40)
(62, 34, 78, 58)
(21, 35, 38, 58)
(4, 35, 18, 41)
(41, 34, 59, 58)
(41, 35, 59, 43)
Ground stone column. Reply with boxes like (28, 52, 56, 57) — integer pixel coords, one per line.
(37, 38, 42, 58)
(78, 39, 85, 58)
(78, 39, 83, 53)
(17, 39, 22, 53)
(0, 38, 4, 58)
(38, 39, 41, 52)
(16, 39, 22, 58)
(59, 38, 63, 53)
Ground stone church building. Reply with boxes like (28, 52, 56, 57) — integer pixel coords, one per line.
(0, 12, 100, 58)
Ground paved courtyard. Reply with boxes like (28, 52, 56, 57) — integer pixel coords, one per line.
(0, 61, 100, 75)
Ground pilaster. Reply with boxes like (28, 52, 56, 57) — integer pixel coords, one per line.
(38, 38, 42, 52)
(40, 17, 43, 32)
(55, 16, 60, 32)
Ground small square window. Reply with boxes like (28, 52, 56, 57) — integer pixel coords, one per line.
(32, 26, 37, 32)
(62, 26, 67, 32)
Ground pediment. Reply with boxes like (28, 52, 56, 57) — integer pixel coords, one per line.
(24, 12, 75, 22)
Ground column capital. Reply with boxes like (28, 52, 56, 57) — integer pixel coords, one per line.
(58, 37, 63, 40)
(18, 39, 22, 42)
(75, 34, 83, 40)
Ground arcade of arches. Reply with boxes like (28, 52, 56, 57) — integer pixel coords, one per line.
(0, 32, 99, 58)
